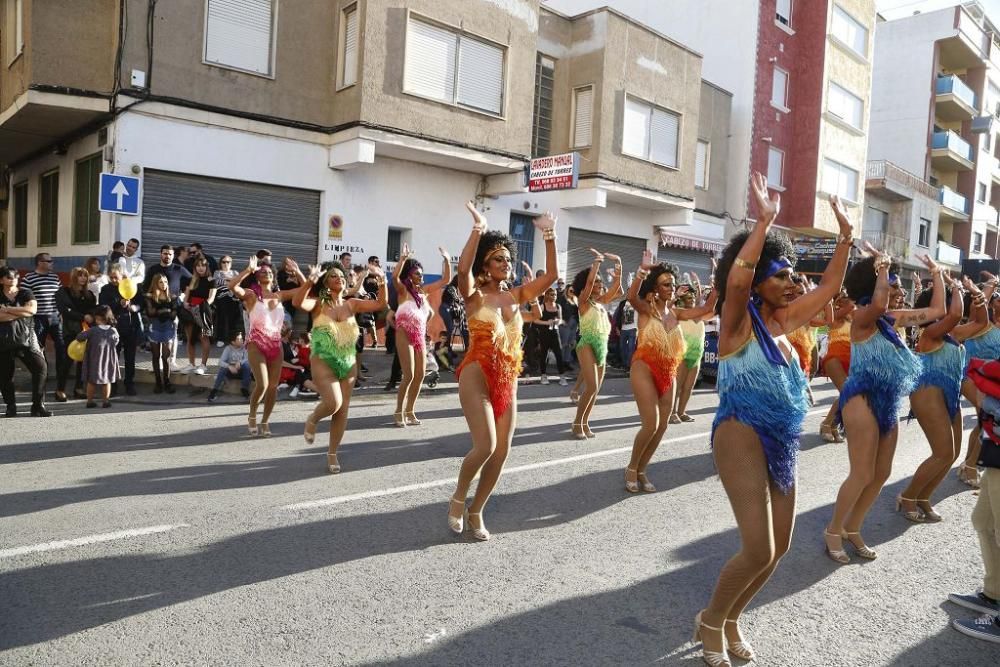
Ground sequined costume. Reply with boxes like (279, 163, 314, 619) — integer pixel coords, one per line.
(396, 298, 432, 353)
(680, 319, 706, 369)
(247, 299, 285, 363)
(914, 338, 966, 420)
(713, 334, 808, 494)
(311, 312, 360, 380)
(631, 314, 686, 397)
(787, 326, 816, 376)
(576, 303, 611, 366)
(823, 320, 851, 373)
(456, 307, 523, 419)
(839, 331, 922, 435)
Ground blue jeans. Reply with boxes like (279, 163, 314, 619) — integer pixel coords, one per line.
(212, 361, 252, 391)
(620, 328, 638, 368)
(560, 319, 578, 365)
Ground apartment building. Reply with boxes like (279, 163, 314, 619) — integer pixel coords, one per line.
(545, 0, 877, 238)
(0, 0, 724, 282)
(869, 2, 1000, 266)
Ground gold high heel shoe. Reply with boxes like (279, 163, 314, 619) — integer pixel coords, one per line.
(448, 498, 465, 535)
(583, 423, 596, 438)
(624, 467, 640, 494)
(916, 499, 942, 522)
(304, 415, 318, 445)
(393, 411, 407, 428)
(327, 452, 341, 474)
(247, 415, 258, 437)
(467, 512, 490, 541)
(895, 495, 925, 523)
(570, 423, 588, 440)
(842, 531, 878, 560)
(259, 422, 272, 437)
(692, 610, 731, 667)
(958, 464, 981, 488)
(404, 412, 421, 426)
(823, 529, 850, 564)
(724, 619, 755, 661)
(637, 472, 656, 493)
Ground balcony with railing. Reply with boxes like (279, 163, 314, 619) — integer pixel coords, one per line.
(931, 130, 975, 171)
(939, 6, 990, 70)
(865, 160, 939, 201)
(936, 239, 963, 266)
(935, 75, 979, 120)
(938, 186, 970, 220)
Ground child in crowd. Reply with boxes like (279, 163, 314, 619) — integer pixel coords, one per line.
(433, 330, 453, 372)
(279, 329, 318, 398)
(76, 305, 121, 408)
(208, 332, 252, 402)
(424, 334, 440, 389)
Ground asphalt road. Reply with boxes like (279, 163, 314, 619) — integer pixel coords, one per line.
(0, 378, 997, 666)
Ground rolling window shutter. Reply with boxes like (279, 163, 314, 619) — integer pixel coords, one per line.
(650, 108, 679, 167)
(695, 140, 708, 188)
(342, 7, 358, 86)
(573, 87, 593, 147)
(457, 36, 504, 114)
(205, 0, 274, 75)
(623, 97, 650, 158)
(405, 19, 457, 103)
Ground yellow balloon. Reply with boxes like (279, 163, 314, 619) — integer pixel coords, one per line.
(67, 339, 87, 362)
(118, 276, 138, 300)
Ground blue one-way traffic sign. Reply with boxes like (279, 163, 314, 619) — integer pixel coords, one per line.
(99, 173, 141, 215)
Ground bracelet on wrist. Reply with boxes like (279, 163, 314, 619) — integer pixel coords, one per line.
(734, 257, 756, 270)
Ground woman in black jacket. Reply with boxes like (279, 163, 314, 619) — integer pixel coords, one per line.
(1, 267, 51, 417)
(55, 267, 97, 399)
(100, 266, 142, 395)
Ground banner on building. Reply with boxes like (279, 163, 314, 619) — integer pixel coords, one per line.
(657, 232, 725, 254)
(794, 238, 838, 259)
(528, 152, 580, 192)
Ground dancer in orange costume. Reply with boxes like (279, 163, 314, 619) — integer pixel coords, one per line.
(447, 202, 558, 541)
(819, 292, 855, 442)
(624, 249, 716, 494)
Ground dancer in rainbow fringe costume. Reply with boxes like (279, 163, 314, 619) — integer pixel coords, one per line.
(391, 243, 452, 428)
(294, 261, 387, 473)
(825, 248, 945, 566)
(568, 248, 623, 440)
(899, 273, 985, 522)
(623, 249, 716, 494)
(671, 272, 717, 424)
(447, 202, 558, 541)
(696, 175, 853, 667)
(228, 256, 305, 438)
(957, 277, 1000, 488)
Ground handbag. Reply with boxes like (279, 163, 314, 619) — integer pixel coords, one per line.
(0, 317, 34, 351)
(196, 302, 215, 338)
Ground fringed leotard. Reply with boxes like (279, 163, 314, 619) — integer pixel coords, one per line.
(396, 298, 432, 352)
(631, 315, 686, 396)
(576, 303, 611, 366)
(914, 338, 966, 420)
(839, 330, 922, 435)
(964, 324, 1000, 374)
(680, 319, 706, 369)
(456, 307, 523, 419)
(247, 299, 285, 363)
(823, 320, 851, 372)
(311, 312, 360, 380)
(787, 326, 816, 376)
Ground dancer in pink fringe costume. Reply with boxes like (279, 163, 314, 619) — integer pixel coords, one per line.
(393, 243, 452, 427)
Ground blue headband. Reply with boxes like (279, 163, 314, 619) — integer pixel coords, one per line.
(888, 273, 900, 287)
(753, 257, 793, 286)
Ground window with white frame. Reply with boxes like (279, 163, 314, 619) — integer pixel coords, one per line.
(573, 86, 593, 148)
(828, 82, 863, 129)
(821, 158, 860, 202)
(339, 4, 359, 88)
(204, 0, 276, 76)
(767, 147, 785, 187)
(974, 231, 984, 251)
(917, 217, 930, 247)
(403, 16, 505, 116)
(4, 0, 24, 65)
(979, 181, 989, 203)
(831, 5, 868, 57)
(622, 96, 680, 168)
(776, 0, 793, 27)
(695, 140, 710, 189)
(772, 67, 789, 109)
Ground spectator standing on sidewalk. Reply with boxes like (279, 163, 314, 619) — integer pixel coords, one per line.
(103, 242, 124, 274)
(118, 238, 146, 285)
(180, 256, 216, 375)
(0, 266, 51, 417)
(22, 253, 66, 401)
(100, 266, 141, 396)
(144, 245, 191, 368)
(557, 280, 579, 369)
(213, 255, 243, 347)
(185, 243, 218, 274)
(84, 257, 108, 301)
(56, 267, 97, 399)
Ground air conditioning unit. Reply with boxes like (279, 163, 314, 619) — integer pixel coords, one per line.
(971, 115, 994, 133)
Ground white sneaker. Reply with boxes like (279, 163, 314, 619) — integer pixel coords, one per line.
(194, 365, 206, 375)
(180, 364, 196, 375)
(558, 377, 568, 387)
(289, 387, 300, 398)
(540, 375, 550, 385)
(277, 383, 289, 392)
(216, 341, 225, 348)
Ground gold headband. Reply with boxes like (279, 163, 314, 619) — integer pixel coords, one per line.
(482, 245, 510, 264)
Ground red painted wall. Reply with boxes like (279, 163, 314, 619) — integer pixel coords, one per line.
(749, 0, 828, 229)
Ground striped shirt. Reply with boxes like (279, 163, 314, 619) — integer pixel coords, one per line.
(21, 271, 62, 316)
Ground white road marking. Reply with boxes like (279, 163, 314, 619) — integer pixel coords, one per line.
(283, 407, 831, 511)
(423, 628, 447, 643)
(0, 524, 189, 560)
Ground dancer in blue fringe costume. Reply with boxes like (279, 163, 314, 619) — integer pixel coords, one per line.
(694, 173, 853, 667)
(900, 274, 986, 522)
(825, 249, 944, 566)
(957, 276, 1000, 488)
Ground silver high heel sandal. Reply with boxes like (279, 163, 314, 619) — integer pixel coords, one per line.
(823, 529, 850, 564)
(895, 495, 924, 523)
(404, 412, 421, 426)
(571, 423, 588, 440)
(842, 531, 878, 560)
(624, 468, 640, 494)
(327, 453, 341, 474)
(467, 512, 490, 541)
(692, 610, 731, 667)
(448, 499, 465, 535)
(725, 619, 755, 661)
(304, 416, 318, 445)
(637, 472, 656, 493)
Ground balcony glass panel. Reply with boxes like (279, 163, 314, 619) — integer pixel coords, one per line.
(936, 75, 978, 109)
(939, 186, 969, 213)
(932, 130, 974, 161)
(936, 240, 963, 265)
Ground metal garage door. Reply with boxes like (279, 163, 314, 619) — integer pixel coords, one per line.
(565, 228, 647, 287)
(656, 246, 713, 284)
(140, 171, 320, 268)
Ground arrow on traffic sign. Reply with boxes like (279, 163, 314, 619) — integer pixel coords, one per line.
(111, 180, 129, 210)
